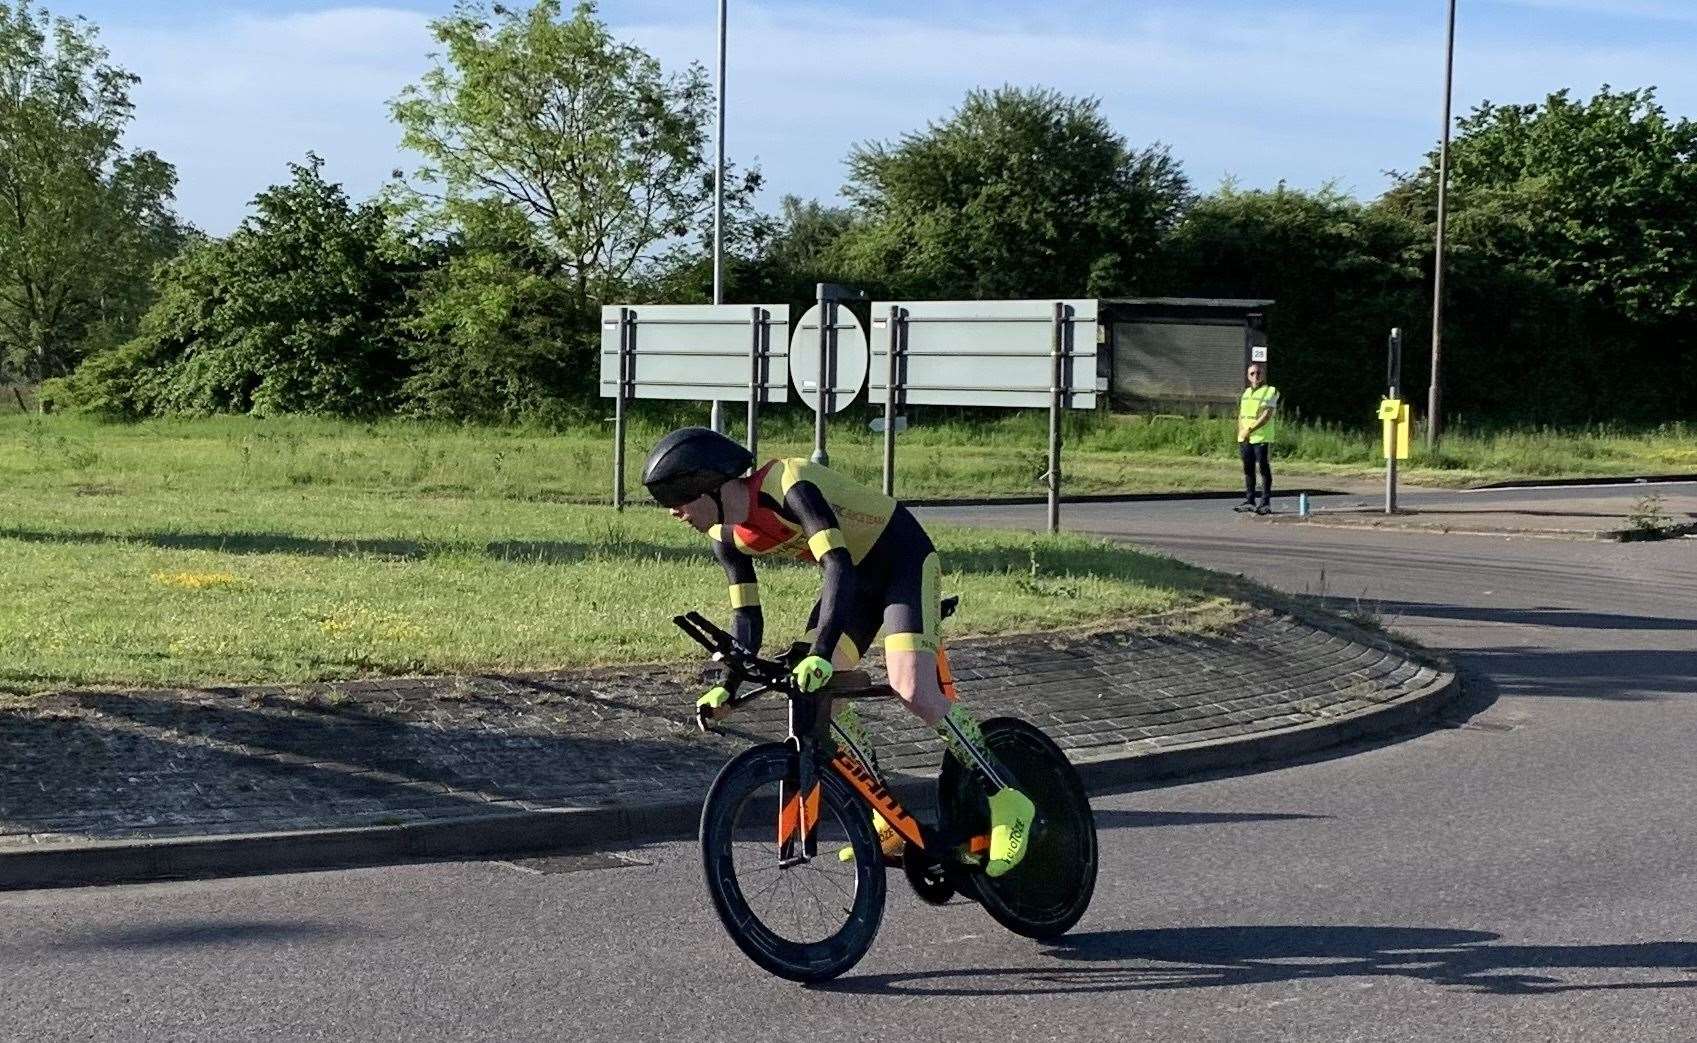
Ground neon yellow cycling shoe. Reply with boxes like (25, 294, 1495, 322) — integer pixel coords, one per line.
(838, 810, 906, 865)
(985, 787, 1036, 878)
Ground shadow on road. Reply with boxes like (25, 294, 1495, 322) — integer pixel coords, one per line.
(1093, 809, 1327, 830)
(1377, 601, 1696, 633)
(34, 920, 347, 952)
(828, 925, 1697, 997)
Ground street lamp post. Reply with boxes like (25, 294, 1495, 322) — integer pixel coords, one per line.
(1427, 0, 1457, 449)
(709, 0, 729, 434)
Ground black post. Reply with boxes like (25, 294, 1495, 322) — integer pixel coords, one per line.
(1386, 327, 1402, 515)
(746, 306, 763, 459)
(811, 285, 830, 465)
(1047, 301, 1065, 534)
(882, 305, 901, 497)
(614, 307, 633, 511)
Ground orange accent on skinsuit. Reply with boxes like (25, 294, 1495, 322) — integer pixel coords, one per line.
(727, 463, 814, 559)
(936, 647, 959, 702)
(778, 785, 822, 847)
(830, 750, 925, 850)
(968, 835, 990, 855)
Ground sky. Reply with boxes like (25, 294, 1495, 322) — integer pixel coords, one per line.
(51, 0, 1697, 235)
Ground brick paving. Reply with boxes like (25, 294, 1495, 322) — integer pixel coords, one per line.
(0, 609, 1445, 850)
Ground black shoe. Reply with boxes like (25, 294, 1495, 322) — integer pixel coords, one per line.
(1232, 499, 1256, 513)
(1255, 503, 1272, 516)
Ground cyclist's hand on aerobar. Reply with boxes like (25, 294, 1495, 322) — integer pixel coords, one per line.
(791, 655, 834, 694)
(696, 685, 733, 730)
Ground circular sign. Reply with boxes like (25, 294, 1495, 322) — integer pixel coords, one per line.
(788, 304, 868, 414)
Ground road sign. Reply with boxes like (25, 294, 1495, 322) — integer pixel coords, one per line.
(789, 304, 868, 414)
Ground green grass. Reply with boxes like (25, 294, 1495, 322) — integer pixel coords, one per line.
(0, 417, 1228, 690)
(4, 408, 1689, 691)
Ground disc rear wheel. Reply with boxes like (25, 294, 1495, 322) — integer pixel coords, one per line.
(940, 717, 1098, 939)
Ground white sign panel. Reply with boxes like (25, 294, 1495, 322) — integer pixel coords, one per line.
(868, 300, 1098, 409)
(600, 304, 789, 402)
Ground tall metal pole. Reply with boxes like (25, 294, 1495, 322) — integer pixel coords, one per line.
(1427, 0, 1456, 449)
(709, 0, 728, 435)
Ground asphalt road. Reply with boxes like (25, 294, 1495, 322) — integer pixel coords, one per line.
(4, 486, 1694, 1041)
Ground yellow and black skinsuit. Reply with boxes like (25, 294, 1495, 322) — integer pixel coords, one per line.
(709, 458, 941, 668)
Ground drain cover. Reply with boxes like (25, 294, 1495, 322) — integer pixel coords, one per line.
(497, 852, 650, 875)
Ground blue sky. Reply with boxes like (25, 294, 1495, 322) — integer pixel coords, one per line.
(56, 1, 1697, 234)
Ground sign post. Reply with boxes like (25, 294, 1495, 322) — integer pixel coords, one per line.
(1047, 301, 1066, 533)
(1382, 327, 1404, 514)
(881, 304, 902, 497)
(613, 307, 633, 511)
(794, 283, 867, 466)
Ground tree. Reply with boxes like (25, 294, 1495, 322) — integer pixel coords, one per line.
(0, 1, 184, 384)
(52, 156, 416, 417)
(1381, 86, 1697, 422)
(395, 208, 585, 423)
(836, 86, 1190, 299)
(1386, 87, 1697, 324)
(739, 195, 855, 305)
(1161, 183, 1424, 422)
(389, 0, 758, 322)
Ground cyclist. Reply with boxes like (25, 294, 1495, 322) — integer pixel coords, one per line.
(642, 427, 1035, 877)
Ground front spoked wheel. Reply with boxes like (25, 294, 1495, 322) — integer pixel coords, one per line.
(700, 744, 886, 983)
(940, 717, 1099, 939)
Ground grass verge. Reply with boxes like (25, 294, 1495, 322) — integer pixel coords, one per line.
(0, 479, 1228, 692)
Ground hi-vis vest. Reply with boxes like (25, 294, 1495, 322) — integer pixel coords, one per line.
(1239, 384, 1280, 444)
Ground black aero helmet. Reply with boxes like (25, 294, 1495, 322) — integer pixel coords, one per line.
(642, 427, 755, 507)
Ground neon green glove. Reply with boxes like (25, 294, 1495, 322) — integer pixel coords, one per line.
(791, 655, 834, 693)
(696, 685, 733, 728)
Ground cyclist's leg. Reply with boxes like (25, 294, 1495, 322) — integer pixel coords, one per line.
(881, 544, 1035, 877)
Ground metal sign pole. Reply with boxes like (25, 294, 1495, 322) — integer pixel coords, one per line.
(614, 306, 633, 511)
(1386, 327, 1402, 515)
(882, 305, 901, 497)
(708, 0, 729, 436)
(1047, 301, 1065, 534)
(746, 306, 763, 460)
(812, 283, 830, 465)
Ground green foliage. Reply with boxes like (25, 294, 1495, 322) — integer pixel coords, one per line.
(1392, 87, 1697, 322)
(397, 218, 589, 423)
(385, 0, 761, 419)
(389, 0, 757, 312)
(836, 86, 1189, 299)
(736, 196, 856, 305)
(0, 1, 185, 383)
(1160, 183, 1425, 421)
(53, 156, 415, 418)
(1379, 86, 1697, 424)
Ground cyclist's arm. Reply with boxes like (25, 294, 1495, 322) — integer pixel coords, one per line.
(782, 480, 857, 662)
(712, 537, 764, 653)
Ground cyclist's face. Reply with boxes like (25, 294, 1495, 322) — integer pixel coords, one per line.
(670, 495, 718, 532)
(669, 478, 748, 531)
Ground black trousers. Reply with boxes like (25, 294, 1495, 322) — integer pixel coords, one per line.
(1240, 441, 1272, 503)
